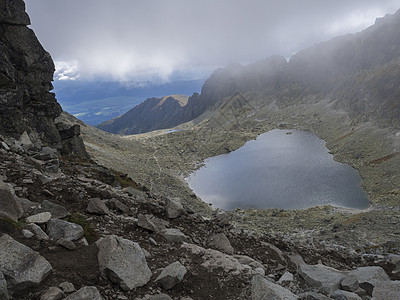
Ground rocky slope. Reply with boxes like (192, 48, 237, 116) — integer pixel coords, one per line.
(97, 95, 189, 135)
(2, 1, 400, 299)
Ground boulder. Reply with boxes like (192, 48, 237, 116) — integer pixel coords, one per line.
(160, 228, 188, 243)
(182, 243, 244, 274)
(0, 272, 8, 300)
(26, 223, 50, 240)
(208, 233, 234, 254)
(0, 179, 23, 221)
(278, 271, 294, 284)
(262, 241, 287, 265)
(47, 219, 84, 241)
(155, 261, 187, 290)
(331, 290, 362, 300)
(59, 281, 76, 293)
(251, 274, 298, 300)
(298, 263, 346, 294)
(86, 198, 109, 215)
(341, 275, 359, 292)
(96, 235, 152, 291)
(137, 214, 159, 232)
(41, 200, 70, 219)
(301, 292, 332, 300)
(26, 212, 52, 224)
(372, 280, 400, 299)
(165, 197, 185, 219)
(346, 266, 390, 295)
(19, 131, 34, 150)
(234, 255, 264, 270)
(0, 234, 52, 289)
(63, 286, 103, 300)
(109, 198, 130, 214)
(149, 294, 173, 300)
(40, 287, 65, 300)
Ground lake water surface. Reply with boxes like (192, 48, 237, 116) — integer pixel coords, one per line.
(187, 129, 369, 210)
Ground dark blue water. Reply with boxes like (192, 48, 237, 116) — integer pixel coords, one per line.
(187, 129, 369, 210)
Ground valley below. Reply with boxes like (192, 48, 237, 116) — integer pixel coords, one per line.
(63, 93, 400, 252)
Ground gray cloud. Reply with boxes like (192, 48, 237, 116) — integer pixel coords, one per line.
(25, 0, 400, 82)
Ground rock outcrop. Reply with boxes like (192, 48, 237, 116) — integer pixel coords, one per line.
(0, 0, 62, 146)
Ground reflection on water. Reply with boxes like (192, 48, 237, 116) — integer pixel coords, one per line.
(187, 129, 369, 210)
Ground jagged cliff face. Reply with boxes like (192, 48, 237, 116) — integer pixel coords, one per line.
(0, 0, 62, 147)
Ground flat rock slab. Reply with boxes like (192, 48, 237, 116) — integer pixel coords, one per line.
(47, 219, 84, 241)
(0, 234, 52, 289)
(155, 261, 187, 290)
(64, 286, 103, 300)
(40, 286, 65, 300)
(160, 228, 187, 243)
(26, 212, 52, 224)
(26, 223, 50, 240)
(41, 200, 70, 219)
(251, 274, 298, 300)
(96, 235, 152, 291)
(0, 179, 23, 221)
(298, 263, 346, 294)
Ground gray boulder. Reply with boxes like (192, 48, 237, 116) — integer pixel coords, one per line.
(301, 292, 332, 300)
(96, 235, 152, 291)
(251, 274, 298, 300)
(59, 281, 76, 293)
(41, 200, 70, 219)
(0, 234, 52, 289)
(262, 242, 287, 265)
(372, 280, 400, 299)
(0, 179, 23, 221)
(149, 294, 173, 300)
(298, 263, 346, 294)
(40, 287, 65, 300)
(26, 212, 52, 224)
(155, 261, 187, 290)
(86, 198, 109, 215)
(208, 233, 234, 254)
(332, 290, 362, 300)
(347, 266, 390, 295)
(341, 275, 359, 292)
(165, 197, 185, 219)
(0, 272, 8, 300)
(63, 286, 103, 300)
(19, 131, 34, 150)
(26, 223, 50, 240)
(137, 214, 159, 232)
(47, 219, 84, 241)
(109, 198, 130, 214)
(160, 228, 188, 243)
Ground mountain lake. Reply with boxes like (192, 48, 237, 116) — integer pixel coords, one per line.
(186, 129, 370, 210)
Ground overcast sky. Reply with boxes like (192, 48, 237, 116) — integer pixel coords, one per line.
(25, 0, 400, 84)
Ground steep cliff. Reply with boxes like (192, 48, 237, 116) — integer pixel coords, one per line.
(0, 0, 62, 147)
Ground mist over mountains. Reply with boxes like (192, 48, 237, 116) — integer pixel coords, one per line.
(97, 9, 400, 135)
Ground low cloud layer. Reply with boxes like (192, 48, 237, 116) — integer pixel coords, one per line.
(25, 0, 400, 83)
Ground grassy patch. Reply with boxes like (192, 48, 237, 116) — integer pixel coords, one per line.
(67, 213, 98, 243)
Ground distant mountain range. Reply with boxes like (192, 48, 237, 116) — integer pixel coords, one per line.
(53, 79, 204, 125)
(97, 9, 400, 134)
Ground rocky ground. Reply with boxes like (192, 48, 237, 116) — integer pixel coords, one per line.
(1, 128, 400, 299)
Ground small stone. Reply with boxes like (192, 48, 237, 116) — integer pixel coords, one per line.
(22, 229, 34, 238)
(40, 287, 65, 300)
(86, 198, 110, 215)
(110, 199, 130, 214)
(59, 281, 76, 293)
(278, 271, 294, 284)
(57, 238, 76, 250)
(1, 141, 10, 151)
(160, 228, 188, 243)
(137, 214, 158, 232)
(20, 131, 34, 150)
(26, 212, 52, 224)
(155, 261, 187, 290)
(63, 286, 102, 300)
(149, 237, 158, 245)
(149, 294, 173, 300)
(26, 223, 50, 240)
